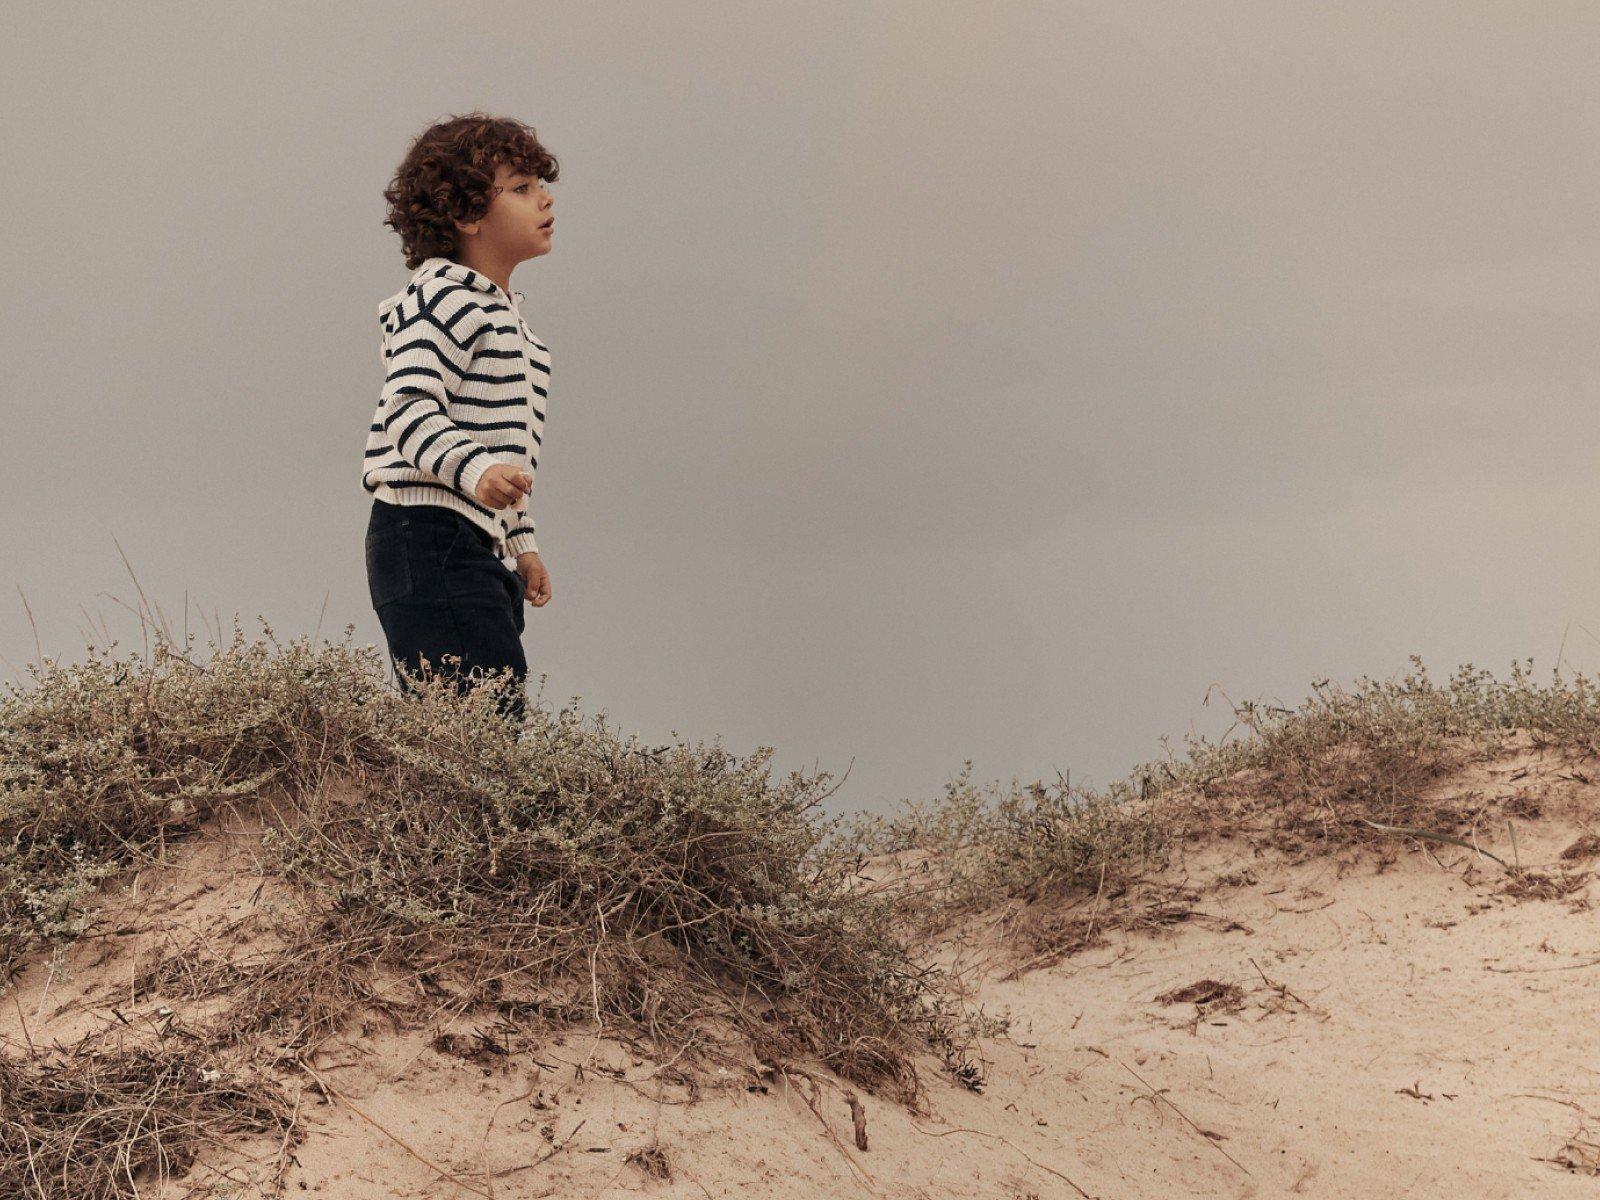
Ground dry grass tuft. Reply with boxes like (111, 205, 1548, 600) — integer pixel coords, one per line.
(1499, 869, 1589, 901)
(1154, 979, 1246, 1012)
(625, 1139, 673, 1180)
(1560, 833, 1600, 861)
(0, 1036, 299, 1198)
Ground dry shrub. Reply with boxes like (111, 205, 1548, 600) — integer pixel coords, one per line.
(840, 656, 1600, 947)
(249, 677, 984, 1106)
(836, 761, 1172, 942)
(1188, 684, 1474, 848)
(1, 620, 989, 1122)
(0, 624, 394, 977)
(1181, 658, 1600, 849)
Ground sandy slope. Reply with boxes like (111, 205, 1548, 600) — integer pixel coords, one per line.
(4, 747, 1600, 1198)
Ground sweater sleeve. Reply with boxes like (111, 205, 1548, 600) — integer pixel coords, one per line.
(505, 518, 539, 557)
(378, 289, 498, 502)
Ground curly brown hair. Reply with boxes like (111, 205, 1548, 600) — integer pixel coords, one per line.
(382, 112, 561, 269)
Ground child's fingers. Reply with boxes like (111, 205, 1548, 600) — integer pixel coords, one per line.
(485, 481, 527, 507)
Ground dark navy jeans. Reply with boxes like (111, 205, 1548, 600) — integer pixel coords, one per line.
(364, 498, 527, 726)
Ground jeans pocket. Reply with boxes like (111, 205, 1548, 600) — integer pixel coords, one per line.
(365, 528, 414, 608)
(438, 521, 468, 568)
(441, 537, 514, 611)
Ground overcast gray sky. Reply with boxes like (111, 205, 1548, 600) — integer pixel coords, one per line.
(4, 2, 1597, 815)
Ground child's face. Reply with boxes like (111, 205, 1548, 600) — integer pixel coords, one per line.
(475, 161, 555, 261)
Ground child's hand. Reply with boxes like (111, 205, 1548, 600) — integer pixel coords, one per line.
(475, 464, 534, 510)
(515, 552, 551, 606)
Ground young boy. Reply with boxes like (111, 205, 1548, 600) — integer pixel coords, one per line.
(360, 113, 558, 727)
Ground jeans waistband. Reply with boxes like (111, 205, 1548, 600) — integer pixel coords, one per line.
(372, 499, 494, 551)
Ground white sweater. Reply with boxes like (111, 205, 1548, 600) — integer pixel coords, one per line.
(360, 256, 550, 558)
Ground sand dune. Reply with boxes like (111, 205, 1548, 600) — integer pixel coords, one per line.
(4, 742, 1599, 1198)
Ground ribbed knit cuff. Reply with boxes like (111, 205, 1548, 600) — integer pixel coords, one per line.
(456, 452, 495, 503)
(506, 529, 540, 557)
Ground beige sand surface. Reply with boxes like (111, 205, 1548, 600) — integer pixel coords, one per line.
(4, 749, 1599, 1198)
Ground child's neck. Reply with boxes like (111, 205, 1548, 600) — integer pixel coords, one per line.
(454, 247, 516, 297)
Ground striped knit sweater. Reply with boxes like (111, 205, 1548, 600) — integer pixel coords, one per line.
(360, 255, 550, 559)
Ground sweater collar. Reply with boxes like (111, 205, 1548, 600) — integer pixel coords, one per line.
(414, 255, 524, 307)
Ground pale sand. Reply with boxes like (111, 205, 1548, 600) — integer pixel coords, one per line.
(3, 744, 1598, 1198)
